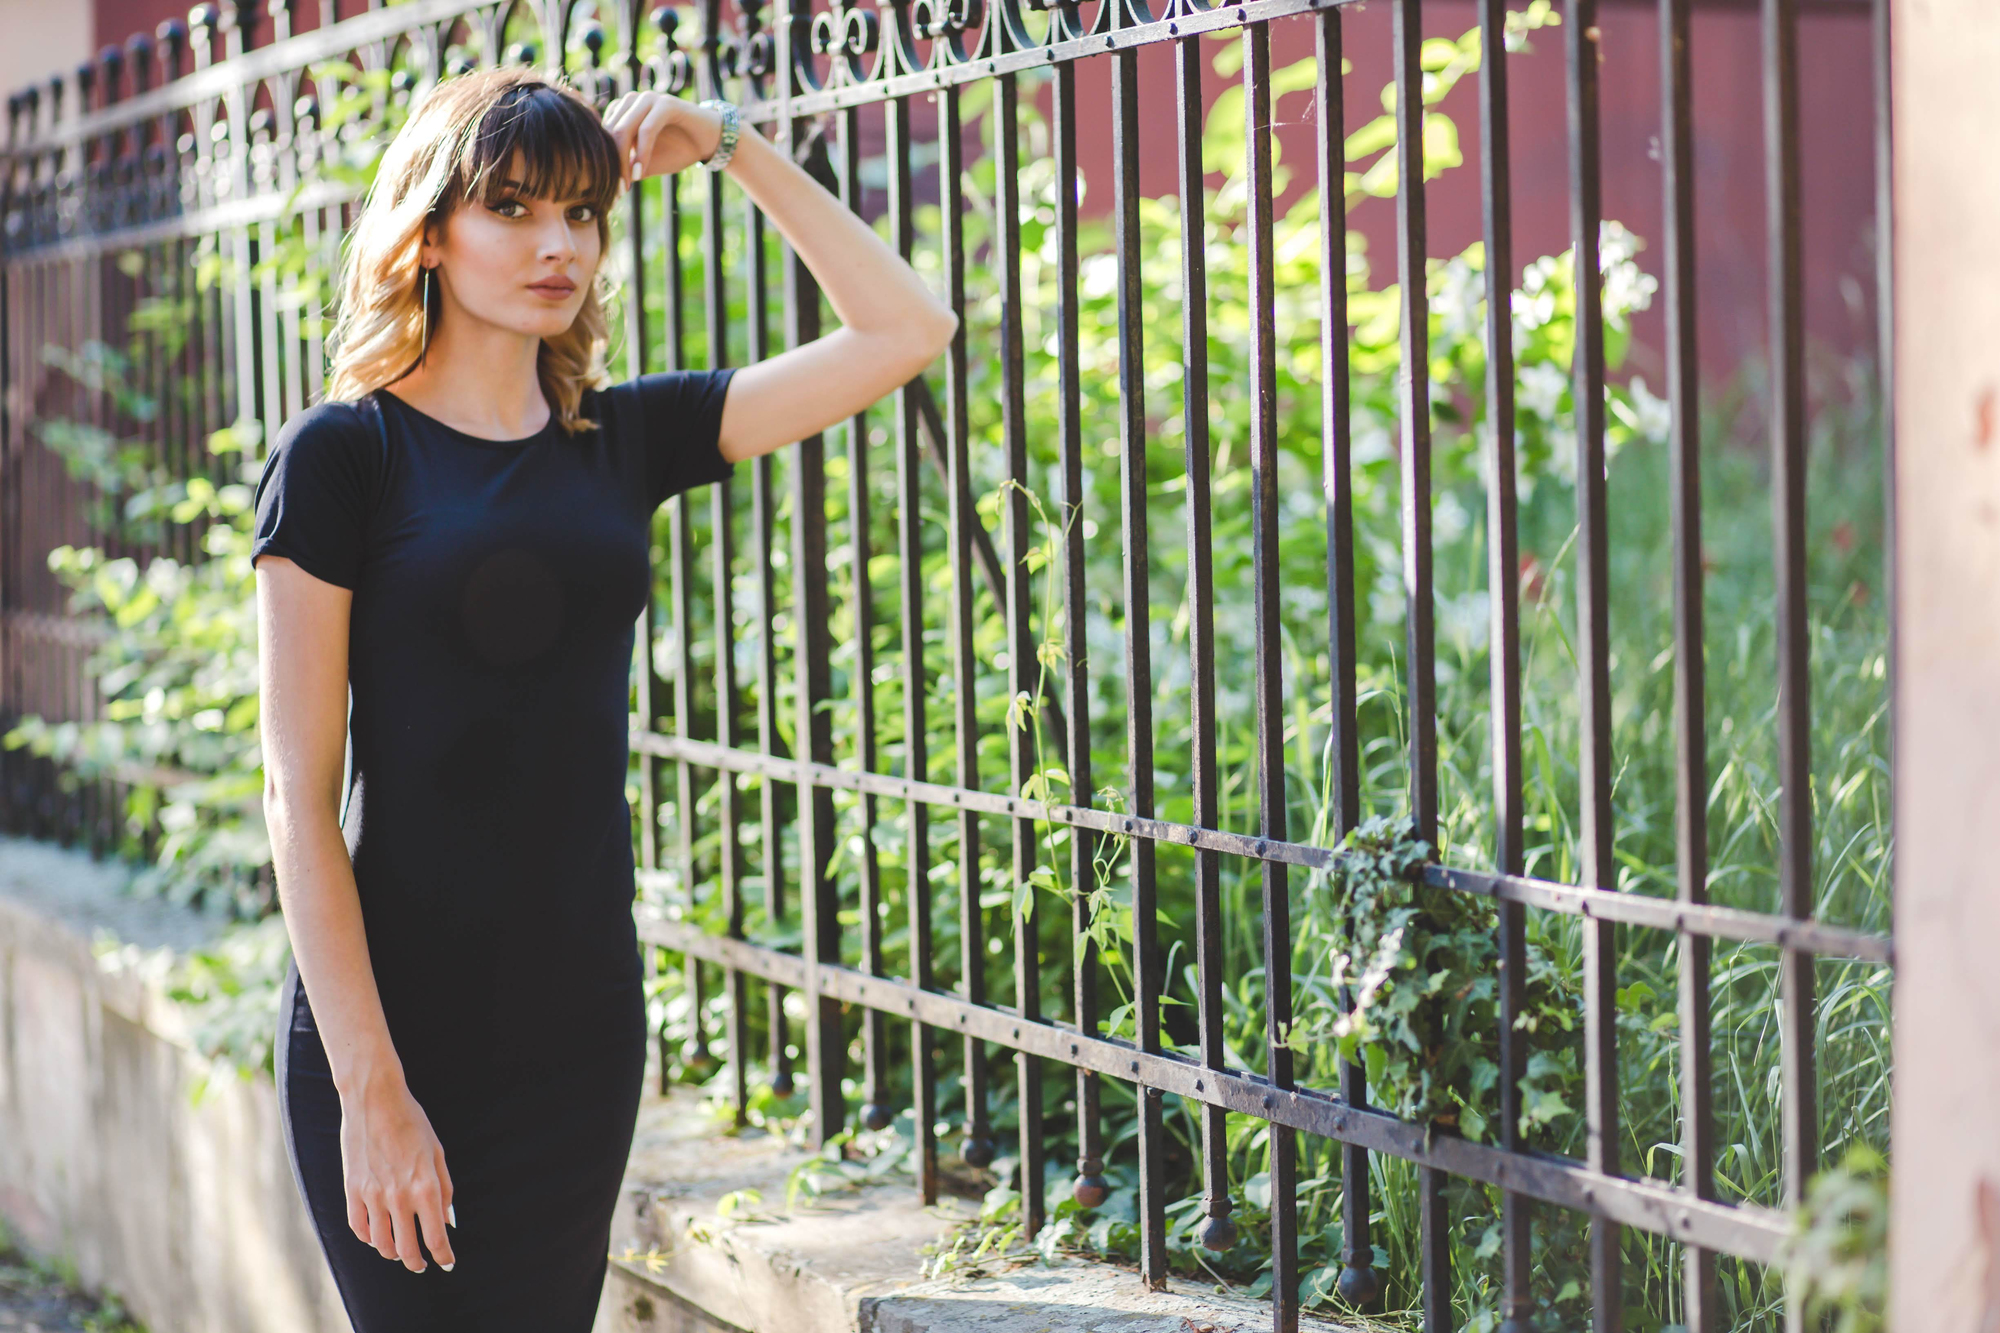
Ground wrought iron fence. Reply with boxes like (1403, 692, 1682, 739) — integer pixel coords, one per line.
(1, 0, 1894, 1330)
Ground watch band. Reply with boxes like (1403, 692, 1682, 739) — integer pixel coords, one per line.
(697, 99, 740, 172)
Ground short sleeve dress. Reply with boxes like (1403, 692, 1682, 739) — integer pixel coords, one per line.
(253, 369, 736, 1333)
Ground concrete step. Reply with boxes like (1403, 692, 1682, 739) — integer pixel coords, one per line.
(598, 1086, 1361, 1333)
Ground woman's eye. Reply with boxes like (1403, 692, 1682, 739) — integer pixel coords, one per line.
(490, 199, 526, 218)
(569, 205, 598, 223)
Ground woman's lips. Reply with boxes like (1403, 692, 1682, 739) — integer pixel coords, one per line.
(527, 278, 576, 297)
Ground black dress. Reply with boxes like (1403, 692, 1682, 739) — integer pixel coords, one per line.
(252, 370, 737, 1333)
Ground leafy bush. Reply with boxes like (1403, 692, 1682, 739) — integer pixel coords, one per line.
(4, 15, 1889, 1331)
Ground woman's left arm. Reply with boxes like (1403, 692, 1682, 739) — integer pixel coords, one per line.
(603, 93, 958, 465)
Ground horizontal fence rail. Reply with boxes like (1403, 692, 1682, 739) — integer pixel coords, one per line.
(2, 0, 1893, 1330)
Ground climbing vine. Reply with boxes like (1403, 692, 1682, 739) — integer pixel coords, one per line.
(1299, 816, 1580, 1146)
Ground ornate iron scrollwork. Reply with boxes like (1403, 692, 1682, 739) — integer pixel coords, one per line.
(804, 0, 880, 91)
(641, 9, 692, 96)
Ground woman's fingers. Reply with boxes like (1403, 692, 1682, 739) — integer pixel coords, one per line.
(418, 1187, 456, 1272)
(436, 1144, 455, 1218)
(366, 1194, 400, 1262)
(346, 1187, 373, 1248)
(603, 91, 637, 134)
(604, 90, 652, 155)
(389, 1201, 427, 1273)
(630, 101, 676, 181)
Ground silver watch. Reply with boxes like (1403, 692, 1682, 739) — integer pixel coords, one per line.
(698, 99, 740, 172)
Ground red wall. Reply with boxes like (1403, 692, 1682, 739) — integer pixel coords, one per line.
(88, 0, 1882, 384)
(1052, 0, 1881, 385)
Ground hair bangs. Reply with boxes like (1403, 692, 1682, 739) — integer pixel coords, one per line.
(328, 68, 620, 435)
(456, 83, 622, 215)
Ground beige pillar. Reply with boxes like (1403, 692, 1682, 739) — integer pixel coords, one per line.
(1891, 2, 2000, 1330)
(0, 1, 90, 112)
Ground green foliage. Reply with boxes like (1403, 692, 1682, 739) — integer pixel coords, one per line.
(3, 418, 269, 916)
(919, 1184, 1032, 1280)
(1780, 1146, 1888, 1333)
(1298, 816, 1579, 1145)
(166, 915, 296, 1081)
(3, 19, 1891, 1333)
(2, 60, 408, 923)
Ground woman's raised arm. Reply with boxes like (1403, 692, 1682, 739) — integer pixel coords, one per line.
(256, 557, 456, 1275)
(602, 92, 959, 464)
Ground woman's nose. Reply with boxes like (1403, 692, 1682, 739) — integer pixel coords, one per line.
(538, 219, 576, 263)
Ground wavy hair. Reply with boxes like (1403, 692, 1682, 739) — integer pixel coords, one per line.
(322, 68, 624, 433)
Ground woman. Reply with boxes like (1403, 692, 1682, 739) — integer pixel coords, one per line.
(252, 67, 954, 1332)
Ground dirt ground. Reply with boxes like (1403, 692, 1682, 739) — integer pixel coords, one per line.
(0, 1236, 141, 1333)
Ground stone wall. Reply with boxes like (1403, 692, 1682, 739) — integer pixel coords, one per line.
(0, 835, 347, 1333)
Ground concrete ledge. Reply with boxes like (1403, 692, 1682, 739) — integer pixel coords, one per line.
(864, 1264, 1358, 1333)
(598, 1088, 1360, 1333)
(598, 1085, 979, 1333)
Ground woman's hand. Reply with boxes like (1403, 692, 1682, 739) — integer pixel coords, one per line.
(602, 91, 725, 183)
(340, 1069, 456, 1274)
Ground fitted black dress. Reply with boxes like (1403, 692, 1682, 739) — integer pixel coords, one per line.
(252, 370, 736, 1333)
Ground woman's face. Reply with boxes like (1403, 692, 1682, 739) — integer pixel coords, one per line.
(423, 169, 603, 340)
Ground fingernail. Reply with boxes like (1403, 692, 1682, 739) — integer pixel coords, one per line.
(447, 1205, 457, 1228)
(441, 1263, 455, 1273)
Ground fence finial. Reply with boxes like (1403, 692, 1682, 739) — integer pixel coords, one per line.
(157, 18, 189, 81)
(125, 33, 157, 96)
(97, 46, 126, 107)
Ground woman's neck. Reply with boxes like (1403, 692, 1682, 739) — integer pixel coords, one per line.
(384, 313, 549, 439)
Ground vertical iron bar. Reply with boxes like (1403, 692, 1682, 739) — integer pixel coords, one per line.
(623, 150, 669, 1069)
(708, 464, 748, 1096)
(1111, 34, 1166, 1291)
(897, 87, 944, 1200)
(1394, 0, 1436, 845)
(784, 126, 841, 1151)
(707, 487, 745, 1095)
(668, 490, 700, 1096)
(680, 137, 728, 1088)
(671, 159, 746, 1118)
(624, 53, 660, 901)
(255, 205, 282, 444)
(1566, 2, 1621, 1328)
(1872, 0, 1894, 858)
(1054, 49, 1103, 1215)
(1660, 0, 1715, 1326)
(840, 100, 892, 1138)
(993, 67, 1045, 1239)
(1763, 7, 1816, 1328)
(1478, 0, 1530, 1326)
(768, 116, 840, 1144)
(1317, 9, 1379, 1309)
(1177, 4, 1231, 1283)
(749, 194, 791, 1098)
(1176, 15, 1224, 1264)
(932, 82, 993, 1176)
(1244, 23, 1292, 1332)
(1394, 0, 1447, 1326)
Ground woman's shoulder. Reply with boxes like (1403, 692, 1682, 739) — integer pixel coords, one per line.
(255, 396, 392, 515)
(273, 396, 380, 455)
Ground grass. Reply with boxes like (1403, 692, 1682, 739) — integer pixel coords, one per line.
(652, 323, 1889, 1333)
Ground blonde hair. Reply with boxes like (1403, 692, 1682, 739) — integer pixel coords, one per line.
(322, 68, 624, 434)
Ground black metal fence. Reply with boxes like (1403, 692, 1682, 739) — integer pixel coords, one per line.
(1, 1, 1893, 1330)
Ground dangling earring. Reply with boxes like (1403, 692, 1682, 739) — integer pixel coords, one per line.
(420, 265, 433, 361)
